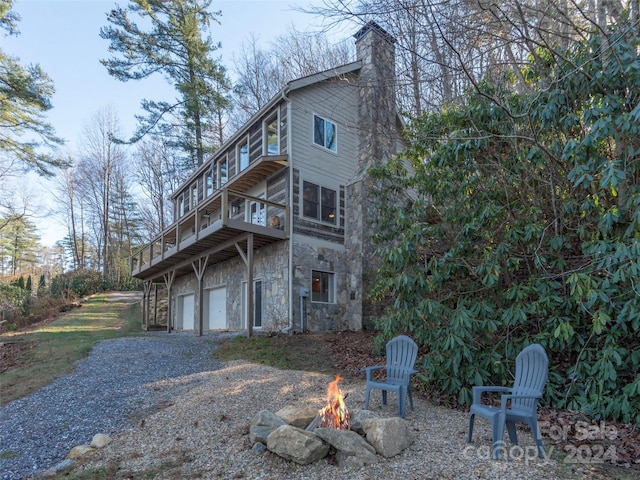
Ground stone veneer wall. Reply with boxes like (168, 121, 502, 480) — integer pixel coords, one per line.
(292, 241, 352, 332)
(171, 240, 289, 332)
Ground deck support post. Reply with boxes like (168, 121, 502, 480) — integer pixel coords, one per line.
(142, 281, 152, 331)
(235, 234, 254, 338)
(191, 256, 209, 336)
(163, 271, 175, 332)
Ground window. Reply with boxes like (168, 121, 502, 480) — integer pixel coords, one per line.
(254, 280, 262, 327)
(313, 115, 337, 152)
(191, 184, 198, 207)
(265, 115, 279, 155)
(238, 138, 249, 171)
(218, 158, 228, 187)
(177, 197, 185, 217)
(312, 270, 334, 303)
(205, 168, 214, 196)
(302, 181, 337, 224)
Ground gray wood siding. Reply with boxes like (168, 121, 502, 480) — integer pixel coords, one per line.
(278, 103, 288, 155)
(249, 124, 262, 163)
(267, 169, 288, 227)
(288, 75, 359, 184)
(267, 169, 288, 205)
(288, 75, 358, 245)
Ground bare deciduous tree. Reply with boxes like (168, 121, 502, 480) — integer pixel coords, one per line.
(230, 26, 353, 126)
(305, 0, 635, 116)
(133, 137, 185, 238)
(76, 106, 127, 278)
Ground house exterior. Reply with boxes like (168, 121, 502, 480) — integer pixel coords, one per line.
(131, 22, 403, 334)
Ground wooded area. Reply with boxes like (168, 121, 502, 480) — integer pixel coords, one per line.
(1, 0, 638, 422)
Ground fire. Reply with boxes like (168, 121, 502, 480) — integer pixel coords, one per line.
(318, 375, 351, 430)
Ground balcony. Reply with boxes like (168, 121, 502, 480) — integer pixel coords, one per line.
(131, 156, 288, 282)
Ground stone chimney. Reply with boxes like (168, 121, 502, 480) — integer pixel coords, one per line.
(345, 22, 398, 331)
(354, 21, 397, 174)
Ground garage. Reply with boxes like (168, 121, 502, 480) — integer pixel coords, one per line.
(205, 287, 227, 330)
(177, 293, 194, 330)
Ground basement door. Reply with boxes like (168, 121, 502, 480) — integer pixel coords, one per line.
(177, 293, 195, 330)
(205, 287, 227, 330)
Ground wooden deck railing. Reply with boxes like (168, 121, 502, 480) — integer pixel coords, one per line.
(131, 188, 288, 278)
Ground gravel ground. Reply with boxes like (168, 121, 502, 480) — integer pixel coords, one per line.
(0, 332, 231, 480)
(0, 322, 606, 480)
(67, 363, 600, 480)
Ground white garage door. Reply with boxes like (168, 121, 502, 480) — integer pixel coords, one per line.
(206, 287, 226, 330)
(178, 293, 194, 330)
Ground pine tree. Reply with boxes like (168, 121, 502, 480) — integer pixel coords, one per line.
(0, 0, 64, 176)
(100, 0, 231, 169)
(0, 214, 41, 276)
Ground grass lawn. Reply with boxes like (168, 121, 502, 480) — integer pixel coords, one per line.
(0, 292, 142, 407)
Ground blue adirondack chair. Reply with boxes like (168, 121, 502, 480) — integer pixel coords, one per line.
(363, 335, 418, 418)
(468, 343, 549, 459)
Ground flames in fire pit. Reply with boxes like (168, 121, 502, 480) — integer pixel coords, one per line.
(318, 375, 350, 430)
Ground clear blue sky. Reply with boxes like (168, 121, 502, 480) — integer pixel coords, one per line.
(5, 0, 337, 246)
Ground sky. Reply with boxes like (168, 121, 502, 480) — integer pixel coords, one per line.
(4, 0, 346, 247)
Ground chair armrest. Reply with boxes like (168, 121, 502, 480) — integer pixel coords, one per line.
(361, 366, 385, 381)
(500, 393, 542, 412)
(403, 368, 418, 381)
(472, 386, 512, 404)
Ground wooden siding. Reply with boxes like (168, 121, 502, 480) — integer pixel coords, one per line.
(279, 103, 288, 155)
(267, 169, 288, 227)
(288, 74, 358, 245)
(267, 169, 288, 205)
(288, 74, 359, 184)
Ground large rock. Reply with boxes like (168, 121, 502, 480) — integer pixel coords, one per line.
(349, 409, 379, 435)
(250, 409, 287, 444)
(267, 425, 329, 465)
(314, 427, 378, 468)
(275, 405, 319, 429)
(66, 445, 94, 459)
(362, 417, 415, 458)
(90, 434, 112, 448)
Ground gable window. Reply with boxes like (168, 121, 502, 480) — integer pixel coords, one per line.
(218, 158, 228, 187)
(265, 115, 279, 155)
(302, 181, 337, 225)
(238, 138, 249, 171)
(312, 270, 334, 303)
(313, 114, 337, 152)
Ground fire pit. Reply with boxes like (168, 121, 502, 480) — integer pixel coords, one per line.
(249, 376, 415, 467)
(310, 376, 351, 430)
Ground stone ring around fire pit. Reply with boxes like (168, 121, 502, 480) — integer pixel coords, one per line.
(250, 407, 414, 467)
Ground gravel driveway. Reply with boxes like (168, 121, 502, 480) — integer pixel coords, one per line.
(0, 331, 231, 479)
(0, 296, 607, 480)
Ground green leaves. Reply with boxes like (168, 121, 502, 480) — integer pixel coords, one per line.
(100, 0, 230, 167)
(0, 6, 65, 176)
(369, 21, 640, 424)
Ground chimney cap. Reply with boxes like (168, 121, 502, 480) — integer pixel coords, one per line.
(353, 20, 395, 45)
